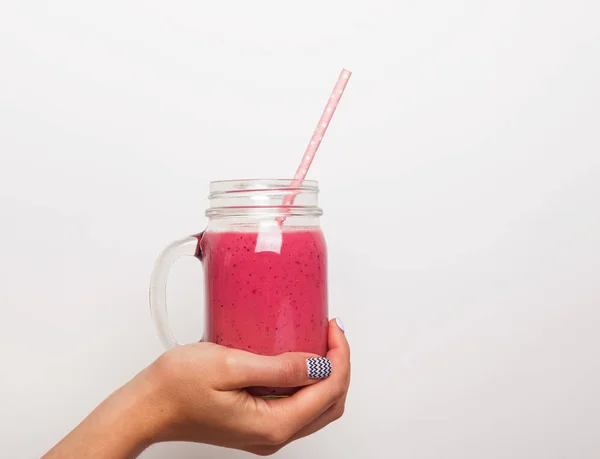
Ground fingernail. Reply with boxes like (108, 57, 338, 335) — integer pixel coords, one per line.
(307, 357, 332, 379)
(336, 317, 345, 333)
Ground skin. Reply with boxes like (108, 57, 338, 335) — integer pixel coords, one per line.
(43, 319, 350, 458)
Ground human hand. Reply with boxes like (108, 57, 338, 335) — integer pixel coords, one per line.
(43, 318, 350, 458)
(147, 318, 350, 455)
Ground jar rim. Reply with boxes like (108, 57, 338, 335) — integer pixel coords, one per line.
(206, 179, 321, 219)
(209, 179, 318, 195)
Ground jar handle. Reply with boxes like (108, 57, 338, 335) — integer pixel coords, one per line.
(149, 232, 204, 349)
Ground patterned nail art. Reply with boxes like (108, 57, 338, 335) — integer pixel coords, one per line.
(307, 357, 332, 379)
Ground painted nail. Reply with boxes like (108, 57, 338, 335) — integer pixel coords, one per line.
(307, 357, 332, 379)
(336, 317, 345, 333)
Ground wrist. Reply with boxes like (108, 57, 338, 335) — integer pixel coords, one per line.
(123, 367, 175, 449)
(42, 368, 172, 459)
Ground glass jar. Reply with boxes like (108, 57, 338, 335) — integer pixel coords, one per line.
(150, 179, 328, 397)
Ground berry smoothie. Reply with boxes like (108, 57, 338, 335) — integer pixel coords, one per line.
(199, 229, 328, 397)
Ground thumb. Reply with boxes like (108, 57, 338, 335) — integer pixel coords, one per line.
(218, 349, 332, 390)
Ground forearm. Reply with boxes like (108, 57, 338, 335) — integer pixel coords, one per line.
(43, 371, 164, 459)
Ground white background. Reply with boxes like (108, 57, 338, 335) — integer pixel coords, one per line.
(1, 1, 599, 458)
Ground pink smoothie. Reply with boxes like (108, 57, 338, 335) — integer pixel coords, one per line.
(199, 229, 328, 396)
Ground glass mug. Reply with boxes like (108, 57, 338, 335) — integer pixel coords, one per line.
(149, 179, 328, 397)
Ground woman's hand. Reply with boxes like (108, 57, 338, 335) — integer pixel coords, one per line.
(43, 318, 350, 458)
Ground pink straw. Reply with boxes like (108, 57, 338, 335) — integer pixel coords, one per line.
(282, 68, 352, 209)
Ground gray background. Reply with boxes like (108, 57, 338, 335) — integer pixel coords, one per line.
(1, 1, 599, 458)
